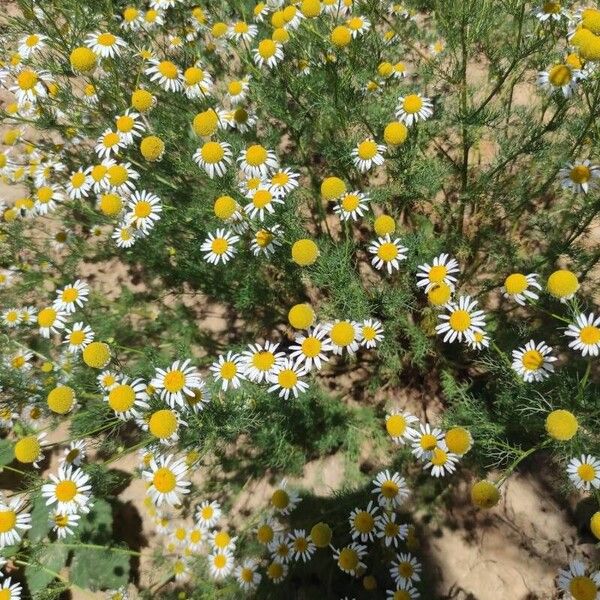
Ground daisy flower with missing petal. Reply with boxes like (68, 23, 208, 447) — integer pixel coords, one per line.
(105, 377, 149, 420)
(51, 511, 81, 539)
(416, 253, 460, 292)
(289, 324, 333, 371)
(85, 31, 126, 58)
(201, 229, 240, 265)
(567, 455, 600, 491)
(61, 440, 87, 467)
(369, 235, 408, 274)
(208, 549, 235, 579)
(502, 272, 541, 305)
(334, 191, 370, 221)
(326, 320, 362, 355)
(209, 351, 246, 391)
(235, 558, 262, 591)
(385, 409, 419, 445)
(242, 341, 286, 383)
(396, 93, 433, 126)
(0, 496, 31, 548)
(391, 552, 422, 588)
(270, 479, 301, 515)
(352, 139, 386, 172)
(267, 358, 309, 399)
(193, 141, 233, 178)
(333, 542, 367, 575)
(227, 77, 251, 104)
(436, 295, 486, 343)
(288, 529, 316, 563)
(360, 318, 384, 348)
(63, 322, 94, 353)
(143, 454, 190, 507)
(37, 306, 68, 338)
(54, 279, 89, 313)
(375, 512, 409, 548)
(511, 340, 556, 382)
(34, 184, 64, 215)
(251, 225, 283, 257)
(565, 313, 600, 357)
(372, 470, 410, 508)
(151, 359, 201, 408)
(538, 63, 579, 97)
(424, 446, 459, 477)
(114, 110, 145, 146)
(557, 560, 600, 599)
(408, 423, 445, 460)
(346, 15, 371, 37)
(41, 465, 92, 514)
(126, 190, 162, 233)
(145, 59, 182, 92)
(559, 160, 600, 194)
(254, 39, 284, 68)
(466, 330, 490, 350)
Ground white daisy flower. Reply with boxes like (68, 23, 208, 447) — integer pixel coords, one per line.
(270, 479, 301, 515)
(125, 190, 162, 233)
(416, 253, 460, 292)
(145, 59, 183, 92)
(105, 377, 149, 420)
(349, 501, 379, 542)
(34, 184, 64, 215)
(182, 64, 213, 99)
(10, 68, 50, 104)
(235, 558, 262, 591)
(41, 465, 92, 514)
(533, 2, 568, 22)
(511, 339, 556, 382)
(228, 21, 258, 43)
(226, 77, 251, 105)
(360, 318, 384, 349)
(114, 109, 145, 145)
(559, 160, 600, 194)
(113, 223, 137, 248)
(238, 144, 278, 178)
(63, 322, 94, 353)
(334, 191, 370, 221)
(201, 229, 240, 265)
(423, 445, 460, 477)
(372, 470, 410, 508)
(18, 33, 47, 58)
(66, 170, 92, 200)
(151, 359, 202, 408)
(289, 324, 333, 371)
(385, 409, 419, 445)
(53, 279, 89, 314)
(245, 187, 285, 221)
(50, 511, 81, 539)
(333, 542, 367, 575)
(106, 162, 139, 194)
(0, 578, 22, 600)
(396, 93, 433, 126)
(326, 320, 363, 355)
(567, 454, 600, 491)
(209, 351, 246, 391)
(37, 306, 68, 338)
(557, 560, 600, 599)
(254, 39, 284, 69)
(61, 440, 87, 467)
(0, 496, 31, 548)
(565, 312, 600, 357)
(242, 341, 286, 383)
(288, 529, 315, 562)
(502, 272, 541, 305)
(85, 31, 126, 58)
(435, 295, 486, 343)
(268, 533, 293, 564)
(143, 454, 191, 507)
(408, 422, 445, 460)
(2, 308, 21, 328)
(538, 63, 579, 97)
(346, 15, 371, 37)
(352, 139, 386, 172)
(196, 500, 222, 529)
(368, 235, 408, 274)
(375, 512, 409, 548)
(193, 141, 233, 178)
(95, 129, 126, 160)
(267, 358, 309, 400)
(251, 225, 283, 257)
(208, 549, 234, 579)
(391, 552, 422, 588)
(466, 330, 490, 350)
(7, 350, 32, 371)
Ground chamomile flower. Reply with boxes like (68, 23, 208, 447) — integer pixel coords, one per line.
(105, 377, 149, 420)
(466, 330, 490, 350)
(349, 501, 379, 542)
(268, 167, 299, 197)
(502, 272, 541, 305)
(145, 59, 182, 92)
(193, 141, 233, 178)
(334, 191, 370, 221)
(538, 63, 579, 97)
(186, 526, 208, 554)
(285, 529, 314, 563)
(396, 94, 433, 126)
(18, 33, 47, 58)
(201, 229, 240, 264)
(368, 235, 408, 274)
(408, 423, 445, 460)
(391, 552, 422, 587)
(511, 340, 556, 382)
(63, 322, 94, 353)
(567, 455, 600, 491)
(251, 224, 283, 256)
(235, 558, 262, 591)
(106, 162, 139, 194)
(96, 129, 126, 159)
(120, 6, 143, 30)
(2, 308, 21, 328)
(346, 15, 371, 37)
(209, 351, 246, 391)
(559, 160, 600, 194)
(182, 64, 213, 99)
(113, 223, 137, 248)
(0, 496, 31, 548)
(360, 318, 384, 348)
(565, 313, 600, 357)
(61, 440, 87, 467)
(50, 511, 81, 539)
(114, 110, 145, 145)
(352, 139, 386, 172)
(54, 280, 89, 314)
(14, 432, 47, 468)
(151, 359, 201, 408)
(7, 350, 32, 371)
(196, 500, 221, 529)
(270, 480, 301, 515)
(416, 253, 460, 292)
(98, 370, 118, 391)
(385, 409, 419, 444)
(375, 512, 409, 548)
(289, 324, 333, 371)
(37, 306, 68, 338)
(254, 39, 284, 68)
(143, 454, 191, 507)
(533, 1, 568, 22)
(142, 8, 165, 29)
(66, 169, 92, 200)
(424, 446, 459, 477)
(436, 295, 486, 343)
(333, 542, 367, 575)
(0, 578, 22, 600)
(34, 184, 64, 215)
(227, 77, 251, 104)
(246, 186, 284, 220)
(242, 341, 286, 383)
(85, 31, 126, 58)
(238, 144, 279, 178)
(10, 68, 49, 104)
(42, 465, 92, 514)
(229, 21, 258, 43)
(268, 533, 293, 563)
(267, 358, 309, 399)
(208, 549, 234, 579)
(372, 470, 410, 508)
(142, 408, 187, 445)
(126, 190, 162, 233)
(88, 161, 112, 192)
(557, 560, 600, 599)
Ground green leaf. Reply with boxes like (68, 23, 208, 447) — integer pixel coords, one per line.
(70, 547, 130, 591)
(76, 498, 113, 543)
(0, 439, 14, 466)
(25, 544, 68, 594)
(29, 494, 51, 543)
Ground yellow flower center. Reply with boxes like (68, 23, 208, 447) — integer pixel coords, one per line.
(353, 511, 374, 533)
(11, 355, 25, 369)
(338, 548, 359, 571)
(98, 33, 116, 46)
(214, 531, 230, 548)
(55, 480, 78, 502)
(547, 269, 579, 298)
(255, 230, 273, 248)
(252, 351, 275, 371)
(543, 1, 561, 14)
(62, 288, 79, 303)
(445, 427, 471, 453)
(184, 67, 204, 85)
(153, 467, 176, 492)
(277, 369, 298, 389)
(107, 165, 128, 186)
(211, 238, 228, 255)
(521, 349, 544, 370)
(201, 142, 225, 163)
(570, 165, 591, 184)
(330, 321, 355, 346)
(357, 140, 377, 160)
(385, 522, 400, 537)
(149, 409, 177, 438)
(116, 115, 134, 133)
(504, 273, 528, 294)
(54, 514, 69, 527)
(577, 463, 596, 482)
(158, 60, 178, 79)
(0, 510, 16, 533)
(241, 567, 254, 582)
(71, 172, 86, 188)
(258, 39, 277, 59)
(37, 187, 54, 203)
(381, 480, 399, 498)
(133, 201, 152, 218)
(69, 330, 86, 345)
(234, 21, 249, 33)
(580, 325, 600, 345)
(347, 16, 363, 30)
(246, 145, 268, 166)
(403, 94, 423, 113)
(228, 80, 243, 95)
(37, 307, 57, 327)
(103, 132, 120, 148)
(271, 489, 289, 509)
(570, 576, 597, 600)
(26, 34, 40, 46)
(99, 193, 122, 216)
(377, 242, 398, 262)
(301, 337, 322, 358)
(253, 189, 272, 208)
(91, 164, 107, 181)
(17, 69, 37, 90)
(362, 326, 377, 340)
(431, 447, 448, 466)
(164, 371, 185, 392)
(123, 7, 139, 21)
(449, 309, 471, 332)
(398, 562, 414, 578)
(15, 436, 40, 463)
(257, 524, 274, 544)
(428, 265, 448, 283)
(342, 194, 360, 211)
(386, 415, 407, 437)
(220, 361, 237, 379)
(108, 384, 136, 412)
(549, 64, 571, 87)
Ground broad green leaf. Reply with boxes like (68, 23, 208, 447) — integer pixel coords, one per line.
(25, 544, 68, 594)
(0, 439, 14, 466)
(70, 547, 130, 591)
(29, 494, 51, 543)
